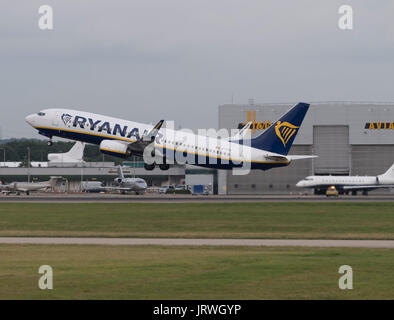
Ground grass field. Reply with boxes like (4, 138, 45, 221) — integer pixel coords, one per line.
(0, 202, 393, 239)
(1, 202, 393, 299)
(1, 244, 393, 299)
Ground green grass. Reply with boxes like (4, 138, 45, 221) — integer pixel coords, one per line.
(0, 244, 393, 299)
(0, 202, 393, 239)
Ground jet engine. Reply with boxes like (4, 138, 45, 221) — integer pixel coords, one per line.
(99, 140, 131, 158)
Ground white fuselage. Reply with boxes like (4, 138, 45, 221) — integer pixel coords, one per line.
(25, 108, 291, 170)
(296, 175, 379, 188)
(0, 181, 53, 193)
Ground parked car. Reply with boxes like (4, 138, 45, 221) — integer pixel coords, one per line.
(326, 186, 339, 197)
(175, 185, 187, 190)
(159, 185, 175, 194)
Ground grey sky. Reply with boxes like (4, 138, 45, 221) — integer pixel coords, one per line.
(1, 1, 393, 139)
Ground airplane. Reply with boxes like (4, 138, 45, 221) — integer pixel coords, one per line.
(48, 141, 85, 163)
(81, 166, 147, 194)
(296, 162, 394, 195)
(0, 176, 61, 195)
(109, 165, 148, 194)
(25, 103, 316, 171)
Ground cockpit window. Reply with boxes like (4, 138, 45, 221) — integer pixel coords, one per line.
(37, 112, 46, 116)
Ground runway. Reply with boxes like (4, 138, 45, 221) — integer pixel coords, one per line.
(0, 193, 394, 203)
(1, 237, 394, 248)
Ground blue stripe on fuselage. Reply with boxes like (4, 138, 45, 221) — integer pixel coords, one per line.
(37, 127, 289, 171)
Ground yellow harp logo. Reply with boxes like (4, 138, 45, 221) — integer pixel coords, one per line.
(275, 121, 299, 147)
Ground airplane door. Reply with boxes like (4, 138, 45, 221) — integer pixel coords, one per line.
(52, 112, 59, 126)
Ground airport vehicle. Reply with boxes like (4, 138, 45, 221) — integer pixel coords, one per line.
(48, 141, 85, 163)
(175, 185, 187, 191)
(159, 185, 175, 194)
(81, 181, 106, 193)
(326, 186, 339, 197)
(296, 162, 394, 195)
(25, 103, 315, 171)
(0, 176, 61, 195)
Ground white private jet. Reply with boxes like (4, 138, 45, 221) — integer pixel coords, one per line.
(48, 141, 85, 163)
(25, 103, 316, 171)
(296, 162, 394, 195)
(0, 176, 61, 195)
(109, 166, 147, 194)
(81, 166, 147, 194)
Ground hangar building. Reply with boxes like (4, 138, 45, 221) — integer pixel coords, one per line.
(218, 102, 394, 194)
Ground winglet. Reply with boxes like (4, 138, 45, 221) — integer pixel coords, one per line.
(229, 121, 252, 141)
(143, 120, 165, 142)
(117, 165, 125, 179)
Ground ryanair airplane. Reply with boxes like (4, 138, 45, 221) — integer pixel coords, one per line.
(25, 103, 315, 171)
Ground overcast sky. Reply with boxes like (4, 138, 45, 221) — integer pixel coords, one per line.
(1, 1, 393, 139)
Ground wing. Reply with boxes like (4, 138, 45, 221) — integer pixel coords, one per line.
(103, 186, 134, 191)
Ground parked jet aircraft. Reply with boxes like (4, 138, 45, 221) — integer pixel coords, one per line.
(25, 103, 315, 171)
(0, 176, 61, 195)
(80, 166, 147, 194)
(296, 162, 394, 195)
(109, 166, 147, 194)
(48, 141, 85, 163)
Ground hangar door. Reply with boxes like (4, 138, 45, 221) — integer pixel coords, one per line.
(313, 126, 350, 175)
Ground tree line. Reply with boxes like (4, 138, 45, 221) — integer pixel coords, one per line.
(0, 139, 123, 164)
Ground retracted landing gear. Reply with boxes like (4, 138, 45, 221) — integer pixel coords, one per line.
(159, 163, 170, 171)
(144, 163, 155, 171)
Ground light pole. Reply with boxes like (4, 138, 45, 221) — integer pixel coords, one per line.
(0, 148, 5, 167)
(27, 147, 31, 183)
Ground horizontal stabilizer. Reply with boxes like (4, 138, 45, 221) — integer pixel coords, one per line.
(265, 155, 317, 162)
(286, 155, 318, 160)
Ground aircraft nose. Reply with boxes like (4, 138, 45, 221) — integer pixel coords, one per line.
(25, 114, 36, 126)
(296, 181, 303, 187)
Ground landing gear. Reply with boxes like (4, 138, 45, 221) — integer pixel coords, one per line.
(159, 163, 170, 171)
(144, 163, 155, 171)
(26, 191, 30, 196)
(47, 140, 53, 146)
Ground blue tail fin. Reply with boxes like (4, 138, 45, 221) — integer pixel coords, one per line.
(250, 102, 310, 155)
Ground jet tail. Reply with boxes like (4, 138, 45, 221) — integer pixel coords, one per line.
(250, 102, 310, 155)
(379, 162, 394, 179)
(48, 176, 62, 188)
(66, 142, 85, 161)
(117, 165, 125, 179)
